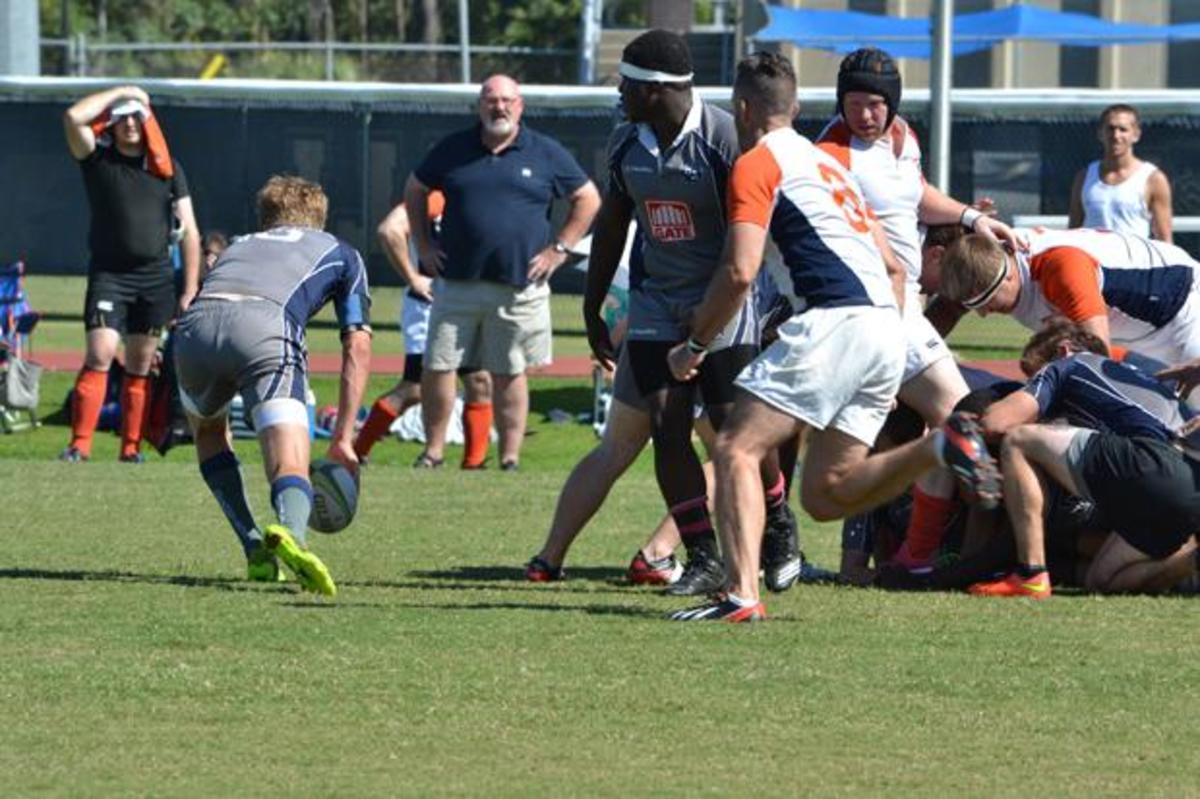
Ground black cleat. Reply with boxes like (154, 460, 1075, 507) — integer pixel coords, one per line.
(663, 552, 725, 597)
(762, 501, 802, 593)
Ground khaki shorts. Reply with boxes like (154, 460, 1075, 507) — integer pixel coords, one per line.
(425, 278, 552, 375)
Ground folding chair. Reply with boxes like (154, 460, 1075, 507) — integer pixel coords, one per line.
(0, 261, 42, 432)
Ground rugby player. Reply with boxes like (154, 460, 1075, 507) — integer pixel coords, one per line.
(581, 30, 800, 597)
(174, 176, 372, 596)
(940, 227, 1200, 368)
(816, 48, 1023, 573)
(353, 192, 494, 468)
(667, 53, 998, 622)
(970, 321, 1199, 597)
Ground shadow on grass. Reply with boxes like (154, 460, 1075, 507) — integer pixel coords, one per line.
(528, 384, 593, 417)
(411, 565, 626, 583)
(395, 599, 664, 619)
(0, 567, 288, 594)
(0, 565, 644, 599)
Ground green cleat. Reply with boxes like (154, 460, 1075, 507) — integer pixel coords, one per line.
(263, 524, 337, 597)
(246, 545, 287, 583)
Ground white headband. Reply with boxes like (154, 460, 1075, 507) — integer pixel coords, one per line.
(961, 257, 1010, 310)
(618, 61, 694, 83)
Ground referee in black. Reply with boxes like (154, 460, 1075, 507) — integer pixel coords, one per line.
(62, 85, 200, 463)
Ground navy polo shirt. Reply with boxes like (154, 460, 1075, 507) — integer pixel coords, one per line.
(414, 124, 590, 288)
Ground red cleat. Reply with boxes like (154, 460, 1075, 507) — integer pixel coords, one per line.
(968, 571, 1051, 599)
(627, 550, 684, 586)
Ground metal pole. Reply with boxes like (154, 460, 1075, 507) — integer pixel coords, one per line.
(324, 0, 334, 80)
(578, 0, 601, 85)
(929, 0, 954, 192)
(458, 0, 470, 83)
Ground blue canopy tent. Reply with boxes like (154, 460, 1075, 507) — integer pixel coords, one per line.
(753, 3, 1195, 58)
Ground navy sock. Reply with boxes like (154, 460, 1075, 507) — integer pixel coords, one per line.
(271, 475, 313, 547)
(200, 451, 261, 557)
(1017, 563, 1047, 578)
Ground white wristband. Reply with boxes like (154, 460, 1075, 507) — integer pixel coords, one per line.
(960, 207, 984, 230)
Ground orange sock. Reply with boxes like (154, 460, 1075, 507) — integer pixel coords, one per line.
(120, 374, 150, 458)
(69, 367, 109, 457)
(904, 487, 958, 561)
(355, 398, 400, 458)
(462, 401, 493, 468)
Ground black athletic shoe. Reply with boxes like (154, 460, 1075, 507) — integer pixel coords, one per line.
(663, 552, 725, 597)
(667, 594, 766, 623)
(940, 412, 1002, 510)
(762, 501, 802, 593)
(413, 452, 444, 469)
(524, 556, 565, 583)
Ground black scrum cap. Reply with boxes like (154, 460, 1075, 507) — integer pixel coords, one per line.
(837, 47, 901, 127)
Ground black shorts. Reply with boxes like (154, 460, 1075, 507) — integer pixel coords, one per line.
(402, 354, 483, 385)
(84, 266, 175, 335)
(1078, 435, 1200, 559)
(626, 340, 757, 407)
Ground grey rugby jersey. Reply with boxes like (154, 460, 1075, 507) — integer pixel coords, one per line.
(607, 94, 739, 297)
(200, 226, 371, 331)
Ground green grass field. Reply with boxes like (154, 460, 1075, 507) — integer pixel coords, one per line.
(3, 278, 1189, 795)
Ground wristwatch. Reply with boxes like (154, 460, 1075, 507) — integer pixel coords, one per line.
(552, 239, 570, 255)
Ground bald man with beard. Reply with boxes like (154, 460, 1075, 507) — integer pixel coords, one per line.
(405, 75, 600, 470)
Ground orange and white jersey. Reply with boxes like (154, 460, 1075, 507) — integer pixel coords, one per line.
(817, 116, 925, 288)
(728, 126, 894, 313)
(1011, 227, 1198, 340)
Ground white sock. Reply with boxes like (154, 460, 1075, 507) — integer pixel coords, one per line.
(726, 591, 759, 608)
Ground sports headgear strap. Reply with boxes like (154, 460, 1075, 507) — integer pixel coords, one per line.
(961, 257, 1010, 310)
(837, 48, 901, 128)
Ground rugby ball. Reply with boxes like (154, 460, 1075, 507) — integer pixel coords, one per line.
(309, 458, 358, 534)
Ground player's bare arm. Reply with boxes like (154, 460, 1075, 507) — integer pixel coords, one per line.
(63, 85, 150, 160)
(329, 329, 372, 473)
(1156, 358, 1200, 398)
(980, 390, 1039, 441)
(402, 175, 442, 275)
(919, 182, 1023, 252)
(582, 192, 634, 372)
(667, 221, 766, 381)
(175, 195, 202, 313)
(377, 204, 432, 301)
(870, 219, 906, 312)
(1067, 169, 1086, 229)
(528, 180, 600, 284)
(1147, 169, 1173, 243)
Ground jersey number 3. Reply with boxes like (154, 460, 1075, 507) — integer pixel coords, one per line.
(817, 162, 871, 234)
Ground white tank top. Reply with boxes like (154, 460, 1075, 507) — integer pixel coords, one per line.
(1081, 160, 1156, 238)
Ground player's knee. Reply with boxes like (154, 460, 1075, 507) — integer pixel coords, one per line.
(800, 490, 842, 523)
(1083, 560, 1118, 593)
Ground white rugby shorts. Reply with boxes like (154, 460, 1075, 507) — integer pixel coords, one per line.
(901, 287, 953, 383)
(736, 305, 904, 446)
